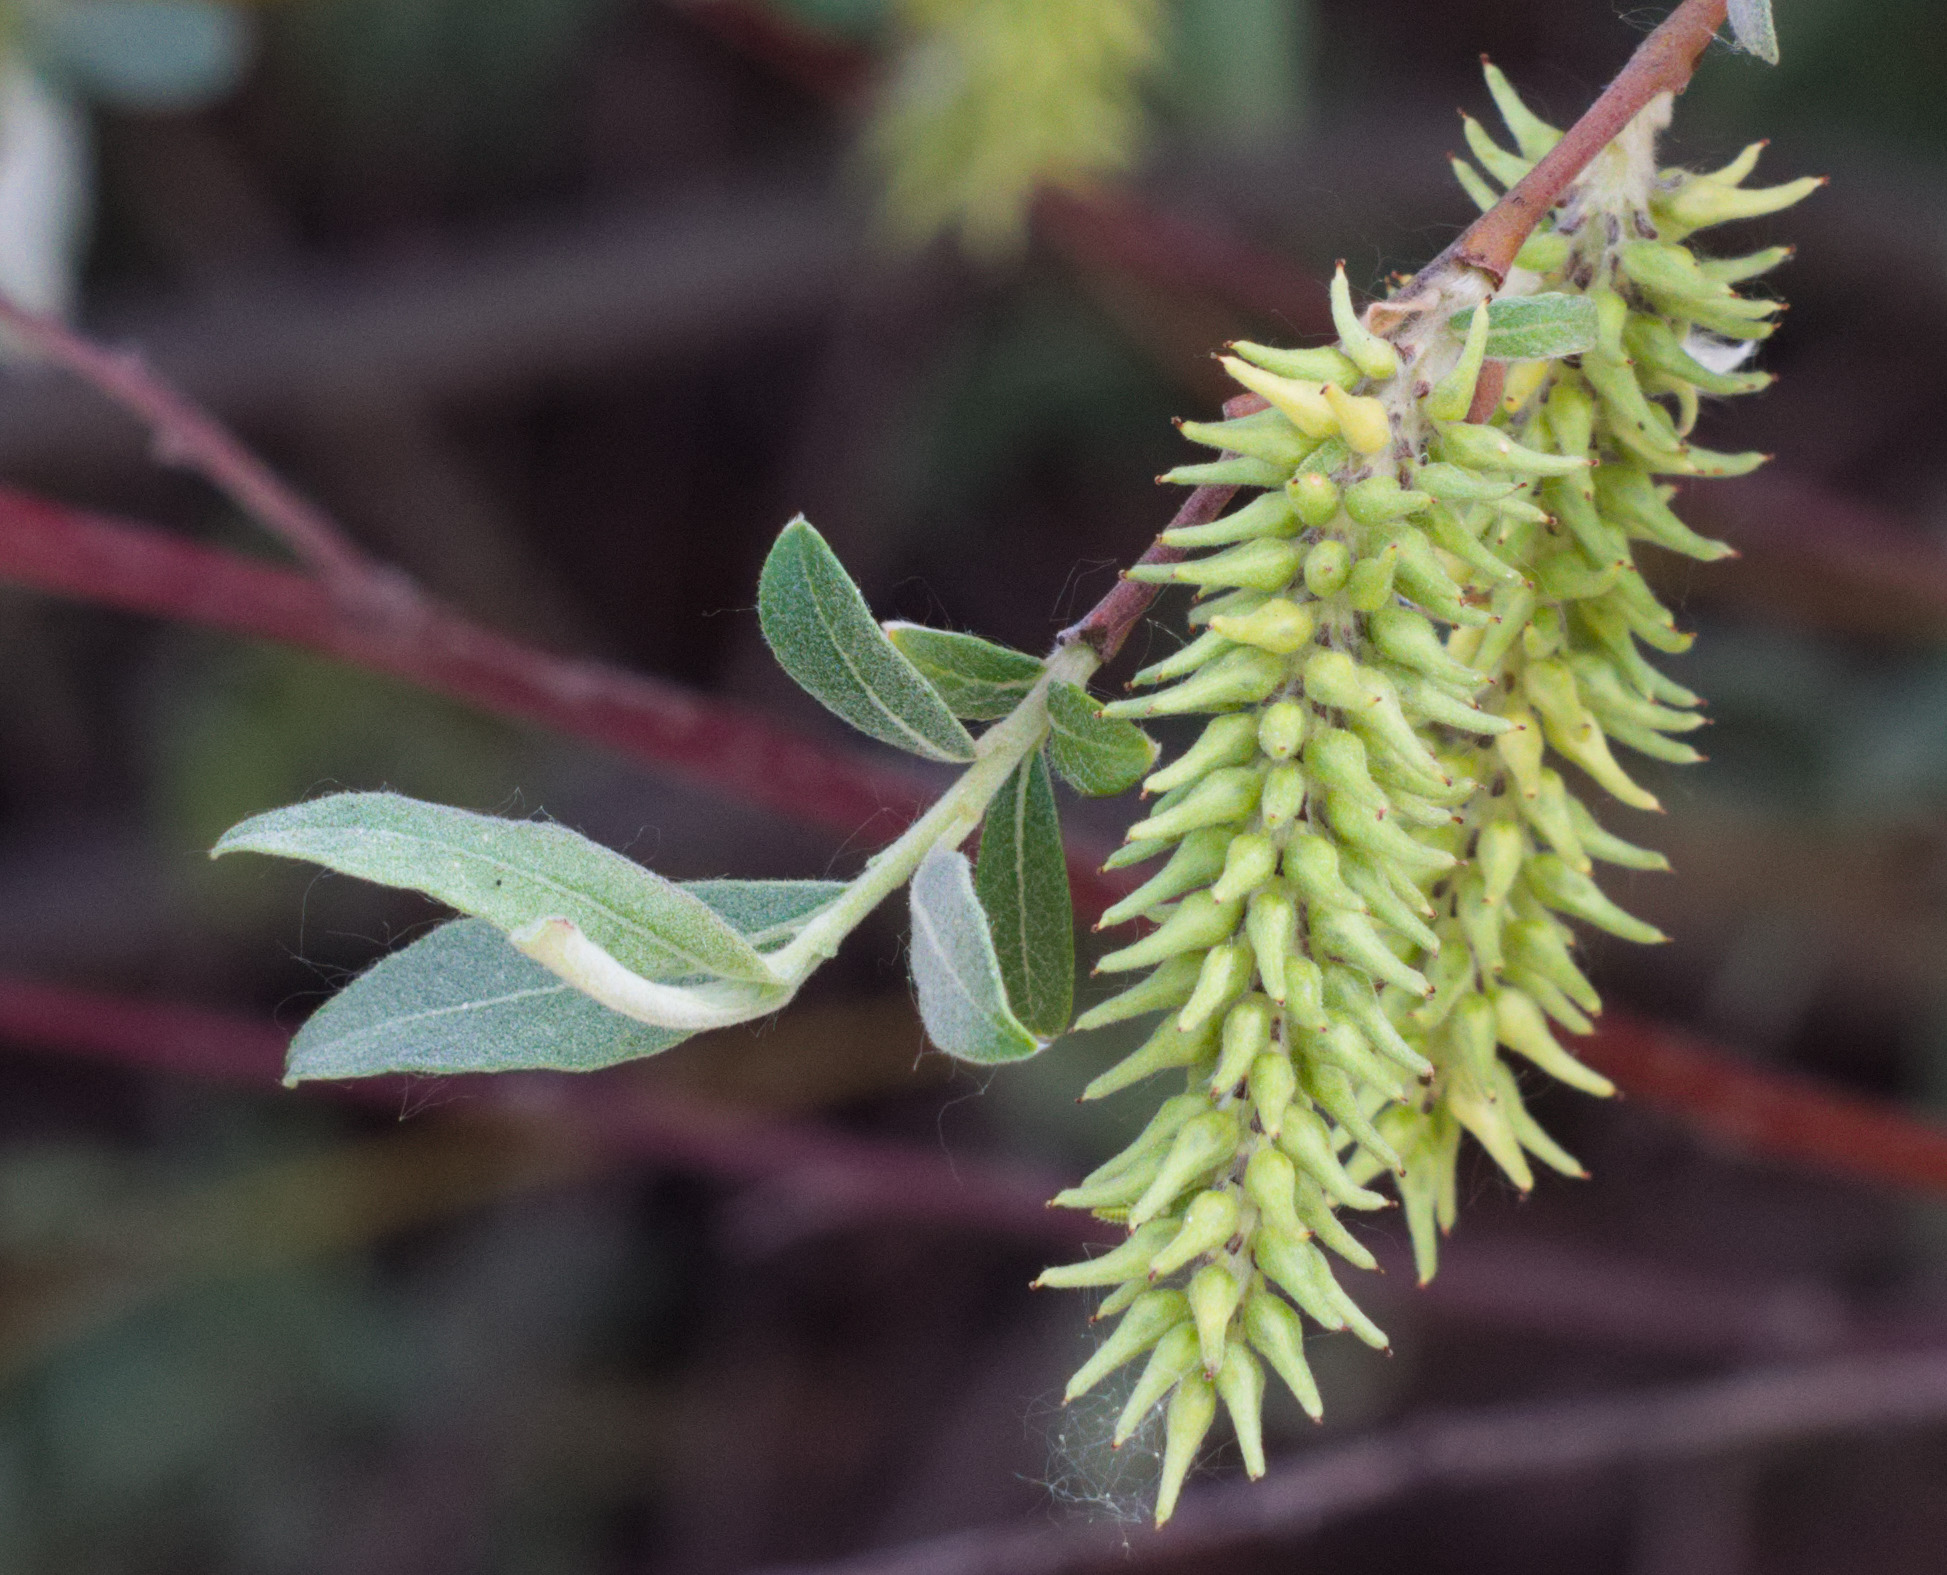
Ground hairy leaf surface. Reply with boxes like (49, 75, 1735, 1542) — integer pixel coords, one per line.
(1452, 293, 1600, 361)
(908, 844, 1043, 1064)
(974, 753, 1073, 1037)
(1045, 681, 1158, 796)
(883, 623, 1045, 720)
(1727, 0, 1779, 65)
(759, 519, 977, 761)
(287, 919, 693, 1081)
(215, 792, 776, 984)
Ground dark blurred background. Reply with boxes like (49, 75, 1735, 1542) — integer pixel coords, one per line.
(2, 0, 1947, 1570)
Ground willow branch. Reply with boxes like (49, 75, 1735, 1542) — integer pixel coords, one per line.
(0, 294, 394, 600)
(1381, 0, 1731, 330)
(757, 1347, 1947, 1575)
(1462, 0, 1729, 280)
(1056, 393, 1265, 664)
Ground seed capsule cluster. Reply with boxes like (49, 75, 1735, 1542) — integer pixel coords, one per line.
(1037, 74, 1819, 1525)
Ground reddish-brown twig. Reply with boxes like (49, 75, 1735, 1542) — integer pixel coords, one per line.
(1450, 0, 1731, 283)
(9, 959, 1947, 1216)
(757, 1345, 1947, 1575)
(0, 294, 390, 599)
(1582, 1014, 1947, 1194)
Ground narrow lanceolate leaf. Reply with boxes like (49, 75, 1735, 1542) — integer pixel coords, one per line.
(1727, 0, 1780, 65)
(1451, 294, 1600, 361)
(975, 753, 1074, 1038)
(287, 919, 694, 1082)
(883, 623, 1045, 720)
(685, 879, 845, 948)
(759, 519, 977, 761)
(1045, 681, 1159, 796)
(909, 844, 1044, 1064)
(214, 792, 776, 985)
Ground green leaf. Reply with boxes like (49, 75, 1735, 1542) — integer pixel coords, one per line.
(758, 519, 977, 761)
(882, 623, 1045, 720)
(1450, 294, 1600, 361)
(1726, 0, 1779, 65)
(908, 845, 1045, 1064)
(685, 879, 845, 947)
(287, 919, 693, 1081)
(1044, 681, 1158, 796)
(974, 753, 1073, 1037)
(214, 792, 776, 985)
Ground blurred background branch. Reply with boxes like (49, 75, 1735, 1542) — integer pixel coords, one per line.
(0, 0, 1945, 1569)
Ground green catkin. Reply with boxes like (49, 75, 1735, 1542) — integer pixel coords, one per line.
(1037, 66, 1816, 1527)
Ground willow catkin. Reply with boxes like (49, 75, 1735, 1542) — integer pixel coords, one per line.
(1038, 68, 1820, 1526)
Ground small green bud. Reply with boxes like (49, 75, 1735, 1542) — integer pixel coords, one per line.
(1187, 1261, 1245, 1374)
(1178, 940, 1256, 1034)
(1564, 793, 1671, 871)
(1064, 1289, 1189, 1402)
(1146, 1185, 1244, 1274)
(1155, 1372, 1218, 1526)
(1288, 471, 1341, 530)
(1187, 586, 1270, 629)
(1342, 541, 1401, 612)
(1114, 1322, 1201, 1445)
(1323, 383, 1392, 454)
(1081, 1016, 1218, 1101)
(1101, 646, 1286, 718)
(1161, 489, 1301, 549)
(1312, 907, 1432, 997)
(1096, 890, 1243, 974)
(1344, 476, 1433, 525)
(1425, 298, 1492, 423)
(1321, 790, 1456, 877)
(1503, 911, 1596, 1004)
(1228, 340, 1362, 387)
(1242, 1288, 1322, 1418)
(1143, 713, 1260, 796)
(1292, 1172, 1379, 1270)
(1247, 1050, 1298, 1138)
(1330, 263, 1401, 382)
(1098, 828, 1233, 929)
(1475, 818, 1526, 907)
(1282, 951, 1329, 1034)
(1277, 1106, 1391, 1210)
(1034, 1219, 1179, 1289)
(1131, 629, 1232, 686)
(1177, 408, 1317, 469)
(1257, 698, 1308, 761)
(1492, 987, 1616, 1096)
(1524, 853, 1667, 946)
(1259, 762, 1307, 833)
(1518, 768, 1591, 871)
(1302, 537, 1351, 595)
(1214, 1345, 1268, 1479)
(1437, 421, 1591, 476)
(1210, 831, 1278, 906)
(1322, 963, 1433, 1078)
(1124, 765, 1264, 843)
(1072, 952, 1203, 1032)
(1132, 537, 1303, 593)
(1282, 830, 1365, 911)
(1303, 1061, 1403, 1172)
(1370, 605, 1483, 689)
(1244, 887, 1297, 1003)
(1210, 994, 1275, 1091)
(1209, 596, 1315, 655)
